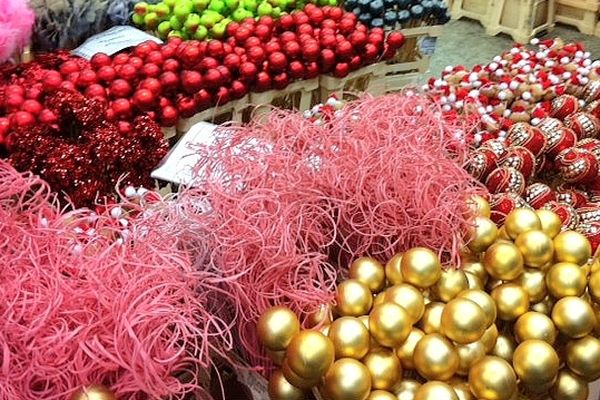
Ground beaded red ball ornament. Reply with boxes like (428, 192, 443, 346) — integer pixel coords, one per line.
(489, 192, 530, 225)
(499, 146, 537, 180)
(551, 94, 579, 120)
(564, 112, 600, 140)
(506, 122, 547, 157)
(485, 166, 526, 195)
(523, 182, 556, 209)
(555, 147, 599, 183)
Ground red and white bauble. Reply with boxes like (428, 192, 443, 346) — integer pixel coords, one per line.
(555, 185, 590, 208)
(576, 222, 600, 252)
(538, 118, 577, 157)
(480, 138, 507, 158)
(551, 94, 579, 120)
(583, 80, 600, 103)
(499, 146, 537, 180)
(524, 182, 556, 209)
(506, 122, 547, 157)
(465, 147, 499, 180)
(555, 147, 599, 183)
(489, 192, 530, 225)
(485, 166, 526, 195)
(577, 206, 600, 225)
(576, 138, 600, 159)
(541, 201, 579, 230)
(564, 112, 600, 140)
(585, 99, 600, 119)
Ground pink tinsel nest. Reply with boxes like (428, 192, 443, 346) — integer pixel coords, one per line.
(0, 0, 34, 63)
(181, 92, 486, 366)
(0, 161, 231, 399)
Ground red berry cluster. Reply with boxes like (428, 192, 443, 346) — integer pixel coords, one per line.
(8, 89, 169, 207)
(0, 5, 404, 148)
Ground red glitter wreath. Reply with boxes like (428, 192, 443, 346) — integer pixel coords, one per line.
(7, 89, 168, 207)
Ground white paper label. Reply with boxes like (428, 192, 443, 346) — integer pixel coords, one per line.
(420, 36, 438, 56)
(72, 26, 162, 60)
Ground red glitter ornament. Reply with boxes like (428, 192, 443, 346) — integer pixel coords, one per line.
(524, 182, 556, 209)
(506, 122, 547, 157)
(499, 146, 536, 180)
(489, 192, 529, 225)
(485, 166, 526, 195)
(551, 94, 579, 120)
(538, 118, 577, 157)
(564, 112, 600, 140)
(465, 147, 499, 180)
(555, 147, 599, 183)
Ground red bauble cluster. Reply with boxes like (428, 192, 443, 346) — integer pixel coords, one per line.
(0, 5, 404, 148)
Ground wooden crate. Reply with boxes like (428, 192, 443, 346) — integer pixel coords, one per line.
(391, 25, 444, 64)
(556, 0, 599, 35)
(249, 77, 319, 118)
(485, 0, 555, 43)
(176, 95, 248, 135)
(319, 63, 385, 101)
(451, 0, 495, 25)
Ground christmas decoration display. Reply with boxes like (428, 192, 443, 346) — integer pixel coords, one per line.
(131, 0, 316, 40)
(0, 0, 35, 63)
(182, 92, 483, 367)
(0, 160, 231, 399)
(260, 203, 600, 400)
(6, 89, 169, 207)
(343, 0, 450, 29)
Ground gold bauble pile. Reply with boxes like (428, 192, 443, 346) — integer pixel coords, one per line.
(419, 302, 444, 334)
(479, 323, 499, 353)
(589, 270, 600, 303)
(514, 312, 557, 344)
(535, 209, 562, 238)
(552, 296, 596, 338)
(413, 333, 459, 380)
(551, 369, 589, 400)
(468, 356, 517, 400)
(434, 269, 469, 302)
(455, 341, 486, 376)
(258, 306, 301, 351)
(545, 262, 587, 298)
(70, 385, 117, 400)
(385, 253, 404, 285)
(396, 327, 425, 369)
(566, 335, 600, 381)
(456, 289, 496, 327)
(467, 195, 491, 218)
(322, 358, 372, 400)
(516, 268, 547, 303)
(394, 380, 421, 400)
(335, 279, 373, 316)
(400, 247, 442, 288)
(512, 339, 560, 385)
(450, 381, 474, 400)
(286, 331, 335, 380)
(414, 381, 458, 400)
(515, 230, 554, 268)
(367, 390, 397, 400)
(554, 231, 592, 266)
(268, 370, 305, 400)
(328, 317, 370, 359)
(369, 302, 412, 348)
(384, 284, 425, 322)
(504, 208, 541, 239)
(350, 257, 386, 293)
(362, 350, 402, 390)
(491, 283, 530, 320)
(467, 216, 498, 253)
(441, 298, 487, 344)
(483, 242, 524, 280)
(492, 332, 516, 361)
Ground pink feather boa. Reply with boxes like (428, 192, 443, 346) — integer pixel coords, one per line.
(0, 0, 34, 63)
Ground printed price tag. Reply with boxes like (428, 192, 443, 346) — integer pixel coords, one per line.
(72, 26, 162, 60)
(420, 36, 438, 56)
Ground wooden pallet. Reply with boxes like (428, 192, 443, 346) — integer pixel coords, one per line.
(176, 94, 248, 135)
(451, 0, 495, 25)
(249, 77, 319, 117)
(391, 25, 444, 64)
(486, 0, 555, 43)
(319, 63, 385, 100)
(556, 0, 599, 35)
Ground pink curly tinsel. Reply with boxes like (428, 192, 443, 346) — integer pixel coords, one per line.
(0, 0, 34, 62)
(0, 161, 230, 400)
(182, 92, 486, 367)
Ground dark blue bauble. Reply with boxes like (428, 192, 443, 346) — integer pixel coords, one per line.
(397, 9, 411, 23)
(369, 0, 385, 16)
(358, 12, 373, 25)
(370, 17, 384, 28)
(410, 4, 424, 17)
(383, 9, 398, 25)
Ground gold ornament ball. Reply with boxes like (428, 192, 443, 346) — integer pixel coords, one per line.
(414, 381, 458, 400)
(512, 339, 560, 385)
(367, 390, 397, 400)
(483, 242, 524, 281)
(545, 262, 587, 298)
(479, 323, 499, 353)
(400, 247, 442, 288)
(515, 230, 554, 267)
(396, 327, 425, 370)
(456, 341, 486, 376)
(258, 306, 301, 351)
(467, 216, 498, 253)
(516, 268, 547, 303)
(374, 292, 387, 307)
(504, 208, 542, 239)
(385, 253, 404, 285)
(456, 289, 497, 328)
(514, 312, 557, 345)
(413, 333, 459, 381)
(369, 302, 413, 348)
(451, 382, 474, 400)
(497, 225, 511, 241)
(268, 349, 286, 365)
(322, 358, 372, 400)
(462, 261, 488, 283)
(268, 370, 305, 400)
(282, 358, 321, 389)
(521, 376, 558, 394)
(552, 296, 596, 338)
(351, 257, 386, 293)
(551, 369, 590, 400)
(363, 350, 402, 391)
(419, 302, 444, 334)
(492, 333, 516, 362)
(468, 195, 491, 218)
(464, 272, 484, 290)
(566, 335, 600, 381)
(328, 317, 370, 360)
(554, 231, 592, 266)
(532, 296, 554, 315)
(394, 380, 421, 400)
(441, 298, 487, 344)
(491, 283, 530, 321)
(336, 279, 373, 317)
(434, 269, 469, 302)
(468, 356, 517, 400)
(588, 270, 600, 303)
(536, 209, 562, 238)
(307, 304, 331, 328)
(70, 385, 116, 400)
(384, 284, 425, 322)
(286, 331, 335, 380)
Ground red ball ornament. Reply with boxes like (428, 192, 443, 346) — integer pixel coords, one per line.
(585, 99, 600, 119)
(551, 94, 579, 120)
(499, 146, 536, 180)
(506, 122, 548, 157)
(541, 201, 579, 230)
(564, 112, 600, 140)
(485, 166, 526, 195)
(489, 192, 529, 225)
(577, 207, 600, 225)
(480, 138, 507, 158)
(577, 138, 600, 159)
(538, 118, 577, 157)
(555, 185, 590, 208)
(524, 182, 556, 209)
(555, 147, 599, 183)
(583, 81, 600, 103)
